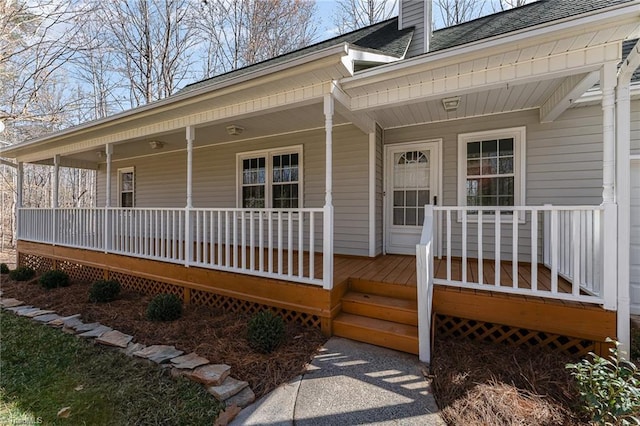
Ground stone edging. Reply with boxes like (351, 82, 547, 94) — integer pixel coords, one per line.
(0, 297, 256, 409)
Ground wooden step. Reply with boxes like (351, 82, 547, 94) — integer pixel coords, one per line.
(349, 278, 417, 301)
(341, 291, 418, 326)
(333, 313, 418, 355)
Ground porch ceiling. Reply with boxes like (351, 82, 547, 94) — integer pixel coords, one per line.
(55, 103, 349, 165)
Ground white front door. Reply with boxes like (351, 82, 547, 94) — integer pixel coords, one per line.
(385, 141, 440, 255)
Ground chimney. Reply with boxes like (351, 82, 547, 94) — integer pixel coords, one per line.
(399, 0, 432, 57)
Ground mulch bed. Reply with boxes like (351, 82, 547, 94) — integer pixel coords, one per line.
(431, 336, 587, 425)
(0, 276, 326, 398)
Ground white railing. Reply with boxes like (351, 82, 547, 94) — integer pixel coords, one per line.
(416, 205, 435, 364)
(431, 205, 608, 305)
(18, 207, 325, 287)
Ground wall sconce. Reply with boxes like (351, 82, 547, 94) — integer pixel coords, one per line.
(97, 150, 106, 158)
(149, 140, 165, 150)
(226, 125, 244, 136)
(442, 96, 461, 111)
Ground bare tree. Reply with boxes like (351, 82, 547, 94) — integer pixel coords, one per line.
(434, 0, 486, 27)
(195, 0, 317, 77)
(332, 0, 396, 34)
(494, 0, 530, 11)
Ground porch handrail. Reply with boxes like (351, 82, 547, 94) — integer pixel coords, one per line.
(17, 206, 326, 287)
(432, 204, 608, 306)
(416, 205, 435, 363)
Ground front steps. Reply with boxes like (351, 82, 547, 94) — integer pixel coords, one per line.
(333, 279, 419, 354)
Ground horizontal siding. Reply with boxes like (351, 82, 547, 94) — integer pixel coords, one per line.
(401, 0, 424, 57)
(96, 124, 370, 256)
(632, 100, 640, 156)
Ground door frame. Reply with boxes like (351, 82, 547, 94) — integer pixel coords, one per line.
(383, 139, 443, 255)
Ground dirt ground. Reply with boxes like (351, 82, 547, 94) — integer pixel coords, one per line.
(0, 275, 326, 398)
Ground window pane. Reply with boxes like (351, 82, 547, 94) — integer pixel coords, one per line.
(481, 196, 497, 206)
(418, 207, 425, 225)
(467, 159, 480, 176)
(291, 166, 298, 181)
(121, 192, 133, 208)
(466, 179, 479, 197)
(393, 208, 404, 225)
(406, 208, 417, 226)
(467, 142, 480, 159)
(499, 196, 514, 206)
(498, 177, 514, 196)
(393, 191, 404, 207)
(243, 186, 265, 208)
(121, 173, 133, 191)
(499, 138, 514, 155)
(291, 153, 299, 165)
(480, 178, 498, 196)
(273, 168, 281, 183)
(418, 190, 429, 206)
(482, 140, 498, 157)
(499, 158, 513, 174)
(273, 155, 280, 167)
(481, 158, 497, 175)
(407, 190, 417, 207)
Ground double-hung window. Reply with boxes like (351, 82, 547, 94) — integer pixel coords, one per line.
(238, 146, 302, 209)
(118, 167, 135, 207)
(457, 127, 525, 216)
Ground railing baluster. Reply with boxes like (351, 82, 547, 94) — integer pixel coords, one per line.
(446, 210, 451, 282)
(209, 211, 214, 265)
(494, 209, 500, 287)
(225, 211, 231, 267)
(278, 211, 283, 275)
(310, 212, 315, 280)
(217, 212, 223, 266)
(233, 211, 238, 268)
(197, 211, 202, 264)
(512, 210, 518, 289)
(572, 210, 581, 296)
(478, 210, 483, 285)
(268, 211, 273, 273)
(250, 211, 255, 271)
(259, 211, 264, 272)
(531, 210, 538, 292)
(298, 211, 304, 278)
(287, 211, 293, 276)
(462, 209, 467, 284)
(551, 209, 559, 294)
(241, 211, 246, 270)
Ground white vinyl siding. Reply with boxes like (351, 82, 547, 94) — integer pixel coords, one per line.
(631, 100, 640, 156)
(97, 125, 370, 256)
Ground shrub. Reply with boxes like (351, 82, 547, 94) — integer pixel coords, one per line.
(566, 339, 640, 425)
(89, 280, 121, 303)
(8, 266, 35, 282)
(0, 263, 9, 274)
(247, 311, 285, 354)
(39, 270, 70, 289)
(146, 293, 182, 321)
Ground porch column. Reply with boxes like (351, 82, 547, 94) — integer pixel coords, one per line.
(323, 94, 334, 290)
(601, 62, 617, 312)
(16, 161, 23, 240)
(185, 126, 194, 266)
(104, 144, 113, 253)
(52, 154, 60, 245)
(615, 40, 640, 354)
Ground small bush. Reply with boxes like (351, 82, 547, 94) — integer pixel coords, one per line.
(0, 263, 9, 274)
(566, 339, 640, 425)
(39, 270, 70, 289)
(247, 311, 285, 354)
(8, 266, 35, 282)
(89, 280, 121, 303)
(146, 293, 182, 321)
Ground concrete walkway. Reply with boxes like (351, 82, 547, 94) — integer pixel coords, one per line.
(232, 337, 445, 425)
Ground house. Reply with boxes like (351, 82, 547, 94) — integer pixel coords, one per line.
(3, 0, 639, 362)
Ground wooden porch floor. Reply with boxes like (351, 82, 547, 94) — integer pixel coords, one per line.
(334, 254, 574, 294)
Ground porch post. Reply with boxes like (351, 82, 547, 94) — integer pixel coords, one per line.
(323, 94, 334, 290)
(185, 126, 194, 267)
(615, 40, 639, 354)
(104, 144, 113, 253)
(52, 154, 60, 245)
(601, 62, 617, 312)
(16, 162, 23, 240)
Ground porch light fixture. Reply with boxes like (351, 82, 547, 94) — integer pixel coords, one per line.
(148, 140, 165, 150)
(96, 150, 106, 158)
(226, 125, 244, 136)
(442, 96, 461, 111)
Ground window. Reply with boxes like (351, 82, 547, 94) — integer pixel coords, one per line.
(457, 127, 525, 215)
(237, 147, 302, 208)
(118, 167, 135, 207)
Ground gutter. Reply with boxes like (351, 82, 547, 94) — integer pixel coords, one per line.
(0, 42, 351, 158)
(341, 0, 640, 88)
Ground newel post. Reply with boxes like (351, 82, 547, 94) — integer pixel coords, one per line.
(323, 94, 334, 290)
(185, 125, 194, 267)
(417, 205, 434, 363)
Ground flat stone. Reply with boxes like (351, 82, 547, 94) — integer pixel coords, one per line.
(23, 309, 55, 318)
(133, 345, 184, 364)
(33, 313, 63, 323)
(188, 364, 231, 386)
(170, 353, 210, 370)
(72, 322, 101, 332)
(1, 298, 24, 308)
(225, 386, 256, 408)
(48, 314, 81, 327)
(96, 330, 133, 348)
(208, 377, 249, 401)
(121, 342, 146, 357)
(6, 305, 33, 313)
(78, 324, 112, 338)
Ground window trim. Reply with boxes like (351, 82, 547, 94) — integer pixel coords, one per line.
(117, 166, 135, 207)
(457, 127, 526, 221)
(236, 145, 304, 209)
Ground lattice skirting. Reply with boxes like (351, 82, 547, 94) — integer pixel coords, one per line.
(190, 289, 321, 328)
(17, 253, 320, 329)
(434, 314, 595, 357)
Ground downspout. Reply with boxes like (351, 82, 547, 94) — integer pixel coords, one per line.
(616, 39, 640, 355)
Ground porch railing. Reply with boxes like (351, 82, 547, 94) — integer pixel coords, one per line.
(429, 205, 609, 305)
(18, 207, 325, 287)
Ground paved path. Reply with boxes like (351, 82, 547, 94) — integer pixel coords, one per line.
(232, 337, 444, 425)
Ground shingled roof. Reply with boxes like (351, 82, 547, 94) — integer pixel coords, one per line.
(429, 0, 633, 51)
(182, 18, 413, 93)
